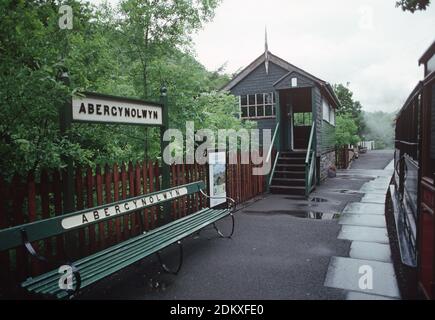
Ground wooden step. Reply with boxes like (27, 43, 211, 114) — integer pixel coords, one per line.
(276, 164, 305, 171)
(280, 151, 307, 158)
(272, 178, 305, 187)
(278, 157, 306, 164)
(270, 185, 306, 195)
(274, 171, 305, 179)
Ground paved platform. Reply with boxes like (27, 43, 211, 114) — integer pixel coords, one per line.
(324, 151, 401, 300)
(349, 241, 392, 263)
(324, 256, 400, 298)
(80, 150, 397, 300)
(339, 214, 387, 228)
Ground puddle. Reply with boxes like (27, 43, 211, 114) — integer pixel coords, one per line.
(310, 197, 328, 203)
(333, 190, 364, 195)
(147, 278, 169, 292)
(244, 210, 340, 220)
(286, 202, 318, 208)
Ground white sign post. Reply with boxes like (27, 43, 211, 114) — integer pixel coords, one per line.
(72, 92, 163, 126)
(208, 150, 227, 208)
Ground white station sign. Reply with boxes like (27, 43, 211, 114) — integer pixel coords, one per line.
(61, 187, 188, 230)
(72, 93, 163, 126)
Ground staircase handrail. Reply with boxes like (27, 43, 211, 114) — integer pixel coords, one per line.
(305, 122, 316, 196)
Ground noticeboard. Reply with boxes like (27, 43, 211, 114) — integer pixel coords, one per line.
(208, 150, 227, 208)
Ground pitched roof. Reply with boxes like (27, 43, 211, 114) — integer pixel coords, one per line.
(221, 51, 340, 108)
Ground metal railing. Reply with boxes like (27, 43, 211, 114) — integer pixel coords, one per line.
(266, 122, 280, 192)
(305, 122, 316, 196)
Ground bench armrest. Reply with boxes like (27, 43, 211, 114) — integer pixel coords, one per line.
(199, 189, 236, 214)
(21, 229, 82, 297)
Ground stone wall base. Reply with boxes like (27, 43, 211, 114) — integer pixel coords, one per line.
(320, 150, 336, 182)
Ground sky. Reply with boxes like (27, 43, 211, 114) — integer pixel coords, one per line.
(93, 0, 434, 113)
(191, 0, 435, 113)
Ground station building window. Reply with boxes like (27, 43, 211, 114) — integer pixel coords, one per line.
(240, 93, 276, 119)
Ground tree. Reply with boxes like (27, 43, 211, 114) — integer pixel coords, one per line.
(0, 0, 104, 177)
(335, 114, 360, 146)
(333, 83, 365, 136)
(116, 0, 220, 99)
(0, 0, 250, 179)
(396, 0, 431, 12)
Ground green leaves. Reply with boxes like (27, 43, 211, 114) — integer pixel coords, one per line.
(395, 0, 431, 12)
(333, 83, 365, 136)
(0, 0, 236, 179)
(335, 113, 360, 146)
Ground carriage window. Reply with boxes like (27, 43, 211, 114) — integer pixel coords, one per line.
(240, 92, 276, 119)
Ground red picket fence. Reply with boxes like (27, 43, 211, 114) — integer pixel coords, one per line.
(335, 146, 356, 169)
(0, 153, 265, 293)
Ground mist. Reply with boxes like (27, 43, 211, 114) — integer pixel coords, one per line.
(362, 111, 396, 149)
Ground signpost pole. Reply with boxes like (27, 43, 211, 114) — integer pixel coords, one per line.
(59, 70, 75, 215)
(59, 70, 75, 256)
(160, 86, 171, 224)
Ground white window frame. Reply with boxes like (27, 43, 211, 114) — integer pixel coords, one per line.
(329, 108, 336, 126)
(239, 93, 276, 120)
(322, 99, 330, 122)
(322, 98, 336, 126)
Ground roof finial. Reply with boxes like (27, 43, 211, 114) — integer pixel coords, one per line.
(265, 26, 269, 74)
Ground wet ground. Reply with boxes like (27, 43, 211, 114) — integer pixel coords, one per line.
(323, 150, 401, 299)
(81, 150, 395, 300)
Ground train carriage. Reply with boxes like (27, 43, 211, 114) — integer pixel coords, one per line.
(393, 40, 435, 299)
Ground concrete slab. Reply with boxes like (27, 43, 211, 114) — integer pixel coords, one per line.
(349, 241, 392, 263)
(343, 203, 385, 215)
(339, 214, 386, 228)
(338, 225, 389, 244)
(346, 291, 397, 300)
(362, 181, 389, 188)
(384, 160, 394, 170)
(360, 194, 386, 204)
(363, 184, 390, 191)
(362, 185, 389, 192)
(338, 169, 393, 178)
(324, 256, 400, 298)
(359, 185, 388, 194)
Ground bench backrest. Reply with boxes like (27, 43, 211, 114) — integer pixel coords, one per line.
(0, 181, 206, 252)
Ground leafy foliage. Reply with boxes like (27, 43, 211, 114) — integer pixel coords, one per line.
(333, 84, 365, 136)
(335, 113, 360, 146)
(396, 0, 431, 12)
(0, 0, 250, 179)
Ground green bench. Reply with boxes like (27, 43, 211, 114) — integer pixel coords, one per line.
(0, 181, 235, 299)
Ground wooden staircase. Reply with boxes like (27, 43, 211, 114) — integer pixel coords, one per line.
(269, 151, 307, 196)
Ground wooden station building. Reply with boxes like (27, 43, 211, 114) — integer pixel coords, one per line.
(222, 47, 340, 196)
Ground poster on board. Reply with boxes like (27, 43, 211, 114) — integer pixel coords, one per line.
(208, 150, 227, 208)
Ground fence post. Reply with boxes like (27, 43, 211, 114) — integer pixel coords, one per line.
(27, 171, 41, 276)
(159, 86, 171, 224)
(113, 163, 122, 240)
(0, 176, 10, 290)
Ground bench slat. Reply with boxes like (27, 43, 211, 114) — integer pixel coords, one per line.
(30, 209, 230, 299)
(22, 208, 231, 298)
(56, 210, 230, 299)
(22, 207, 215, 287)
